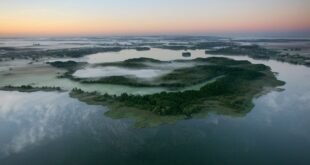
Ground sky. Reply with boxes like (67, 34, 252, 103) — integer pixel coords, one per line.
(0, 0, 309, 36)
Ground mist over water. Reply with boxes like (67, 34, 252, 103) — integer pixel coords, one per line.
(0, 41, 310, 164)
(73, 67, 169, 79)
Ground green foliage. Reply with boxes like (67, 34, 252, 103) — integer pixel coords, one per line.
(69, 57, 285, 118)
(0, 47, 123, 60)
(47, 61, 81, 69)
(124, 57, 162, 63)
(69, 57, 272, 89)
(206, 45, 279, 59)
(135, 47, 151, 51)
(1, 85, 62, 92)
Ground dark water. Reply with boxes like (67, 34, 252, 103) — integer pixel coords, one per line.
(0, 55, 310, 165)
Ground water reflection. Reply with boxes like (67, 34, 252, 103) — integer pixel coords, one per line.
(0, 91, 146, 159)
(0, 91, 93, 156)
(0, 48, 310, 164)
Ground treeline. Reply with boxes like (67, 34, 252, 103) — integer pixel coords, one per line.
(157, 41, 234, 50)
(62, 57, 274, 89)
(206, 45, 310, 67)
(0, 47, 123, 60)
(70, 63, 284, 117)
(206, 45, 279, 59)
(1, 85, 62, 92)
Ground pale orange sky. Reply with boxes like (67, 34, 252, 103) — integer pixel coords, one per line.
(0, 0, 309, 36)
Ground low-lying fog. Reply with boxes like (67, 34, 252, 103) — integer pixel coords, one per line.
(72, 61, 197, 79)
(73, 67, 169, 79)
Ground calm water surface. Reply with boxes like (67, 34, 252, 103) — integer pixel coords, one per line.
(0, 49, 310, 165)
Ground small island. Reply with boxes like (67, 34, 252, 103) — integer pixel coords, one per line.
(46, 57, 286, 128)
(182, 52, 191, 57)
(0, 85, 63, 92)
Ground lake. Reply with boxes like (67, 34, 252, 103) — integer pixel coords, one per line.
(0, 48, 310, 165)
